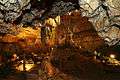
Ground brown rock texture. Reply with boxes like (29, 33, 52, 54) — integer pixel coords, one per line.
(56, 11, 105, 52)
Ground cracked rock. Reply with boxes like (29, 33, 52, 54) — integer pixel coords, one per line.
(0, 0, 31, 22)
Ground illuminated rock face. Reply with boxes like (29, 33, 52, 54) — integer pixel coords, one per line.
(79, 0, 120, 14)
(79, 0, 120, 45)
(79, 0, 99, 14)
(108, 0, 120, 11)
(56, 11, 105, 51)
(0, 0, 119, 46)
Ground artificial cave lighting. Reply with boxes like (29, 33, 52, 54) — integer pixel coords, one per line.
(16, 60, 35, 71)
(110, 54, 116, 59)
(16, 63, 35, 71)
